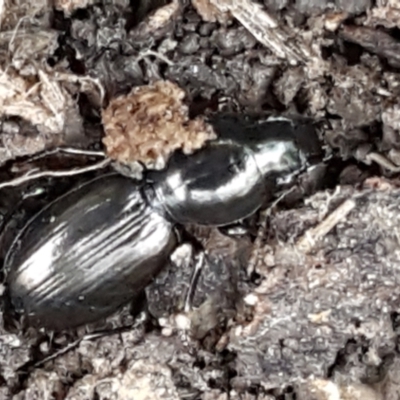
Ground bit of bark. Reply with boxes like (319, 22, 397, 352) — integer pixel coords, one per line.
(102, 80, 216, 168)
(129, 0, 181, 42)
(198, 0, 312, 65)
(339, 25, 400, 68)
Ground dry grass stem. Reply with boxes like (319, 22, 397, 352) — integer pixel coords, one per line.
(296, 198, 356, 253)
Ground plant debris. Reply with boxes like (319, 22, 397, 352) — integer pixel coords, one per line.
(339, 25, 400, 68)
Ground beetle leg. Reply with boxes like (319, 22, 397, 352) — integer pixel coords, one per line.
(27, 312, 148, 370)
(184, 251, 207, 313)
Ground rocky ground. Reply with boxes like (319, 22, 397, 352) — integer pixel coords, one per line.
(0, 0, 400, 399)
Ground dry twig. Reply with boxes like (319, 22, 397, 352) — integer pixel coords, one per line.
(205, 0, 311, 64)
(0, 158, 111, 191)
(296, 198, 356, 253)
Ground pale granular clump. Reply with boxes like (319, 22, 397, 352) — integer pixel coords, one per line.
(54, 0, 97, 16)
(102, 80, 216, 168)
(191, 0, 231, 23)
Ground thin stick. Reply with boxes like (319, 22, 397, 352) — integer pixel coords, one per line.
(0, 158, 111, 190)
(296, 198, 356, 253)
(137, 50, 174, 66)
(14, 147, 107, 165)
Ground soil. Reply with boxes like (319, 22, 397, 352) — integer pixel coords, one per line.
(0, 0, 400, 399)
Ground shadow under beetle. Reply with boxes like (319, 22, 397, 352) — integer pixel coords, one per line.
(4, 116, 323, 331)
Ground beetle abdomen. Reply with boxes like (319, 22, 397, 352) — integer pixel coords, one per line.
(5, 174, 177, 330)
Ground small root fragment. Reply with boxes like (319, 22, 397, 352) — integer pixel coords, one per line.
(296, 198, 356, 253)
(365, 151, 400, 173)
(0, 158, 110, 191)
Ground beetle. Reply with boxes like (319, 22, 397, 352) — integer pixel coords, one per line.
(3, 116, 323, 330)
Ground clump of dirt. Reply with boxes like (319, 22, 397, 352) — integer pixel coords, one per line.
(102, 80, 216, 168)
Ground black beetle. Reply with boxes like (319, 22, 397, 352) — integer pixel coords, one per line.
(5, 174, 177, 330)
(4, 116, 322, 330)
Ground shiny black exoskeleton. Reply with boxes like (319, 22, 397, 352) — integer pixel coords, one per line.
(4, 116, 322, 330)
